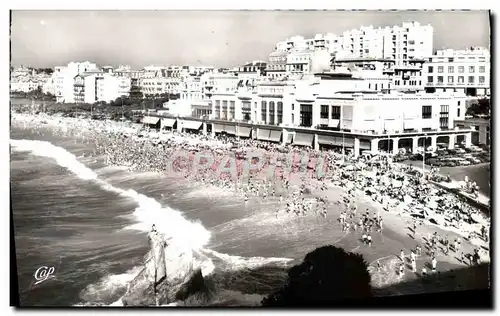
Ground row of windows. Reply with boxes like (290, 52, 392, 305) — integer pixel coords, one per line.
(394, 80, 422, 86)
(428, 65, 486, 73)
(320, 105, 342, 119)
(429, 57, 487, 62)
(428, 76, 486, 84)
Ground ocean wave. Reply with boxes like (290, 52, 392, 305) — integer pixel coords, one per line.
(11, 138, 293, 306)
(11, 139, 211, 251)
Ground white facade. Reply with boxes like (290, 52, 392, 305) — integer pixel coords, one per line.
(10, 81, 39, 93)
(286, 50, 332, 75)
(52, 62, 100, 103)
(210, 73, 467, 136)
(423, 47, 490, 96)
(180, 77, 203, 101)
(272, 21, 434, 69)
(74, 73, 131, 104)
(266, 51, 288, 80)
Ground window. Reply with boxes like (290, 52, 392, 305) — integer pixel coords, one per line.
(457, 107, 461, 117)
(428, 66, 434, 73)
(448, 66, 454, 73)
(448, 58, 454, 62)
(269, 101, 275, 125)
(468, 76, 475, 84)
(469, 66, 475, 73)
(427, 76, 433, 83)
(458, 76, 464, 84)
(409, 40, 415, 45)
(437, 76, 443, 83)
(331, 106, 341, 119)
(277, 101, 283, 124)
(440, 105, 449, 114)
(300, 104, 313, 127)
(229, 101, 235, 120)
(320, 105, 329, 119)
(291, 103, 294, 111)
(458, 66, 465, 73)
(448, 76, 454, 83)
(479, 76, 485, 84)
(261, 101, 267, 122)
(422, 105, 432, 119)
(440, 116, 449, 129)
(479, 66, 486, 73)
(438, 66, 444, 73)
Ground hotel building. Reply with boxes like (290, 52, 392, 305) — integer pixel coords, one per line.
(73, 73, 131, 104)
(145, 70, 473, 156)
(423, 47, 490, 96)
(270, 21, 434, 71)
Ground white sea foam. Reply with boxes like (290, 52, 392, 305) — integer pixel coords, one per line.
(12, 138, 294, 306)
(11, 139, 211, 251)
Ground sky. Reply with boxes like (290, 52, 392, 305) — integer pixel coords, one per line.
(10, 10, 490, 69)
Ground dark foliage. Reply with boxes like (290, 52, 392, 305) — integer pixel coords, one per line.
(36, 68, 54, 75)
(466, 98, 490, 117)
(262, 245, 372, 306)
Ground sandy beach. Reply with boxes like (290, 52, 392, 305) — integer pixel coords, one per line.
(11, 111, 491, 299)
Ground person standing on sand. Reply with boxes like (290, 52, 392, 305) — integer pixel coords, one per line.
(411, 258, 417, 272)
(410, 250, 416, 262)
(399, 264, 405, 276)
(431, 257, 437, 272)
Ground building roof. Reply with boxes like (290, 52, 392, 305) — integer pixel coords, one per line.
(269, 51, 288, 57)
(314, 72, 363, 80)
(332, 58, 395, 63)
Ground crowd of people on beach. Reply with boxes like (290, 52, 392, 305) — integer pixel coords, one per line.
(12, 112, 490, 280)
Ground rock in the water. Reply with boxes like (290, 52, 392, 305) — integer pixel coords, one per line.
(121, 232, 213, 306)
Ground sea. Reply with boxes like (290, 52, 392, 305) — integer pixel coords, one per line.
(10, 106, 491, 306)
(10, 124, 349, 306)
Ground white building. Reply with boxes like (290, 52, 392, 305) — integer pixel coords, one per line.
(266, 51, 288, 80)
(286, 50, 331, 76)
(272, 21, 434, 68)
(74, 73, 131, 104)
(179, 76, 203, 101)
(51, 62, 100, 103)
(422, 47, 490, 96)
(206, 71, 471, 153)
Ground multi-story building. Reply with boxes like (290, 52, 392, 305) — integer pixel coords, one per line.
(331, 59, 393, 93)
(272, 21, 434, 69)
(423, 47, 490, 96)
(179, 76, 203, 101)
(114, 65, 144, 79)
(391, 59, 425, 92)
(286, 49, 331, 76)
(233, 61, 267, 79)
(50, 62, 101, 103)
(266, 51, 288, 80)
(74, 73, 131, 104)
(10, 66, 52, 93)
(147, 70, 471, 155)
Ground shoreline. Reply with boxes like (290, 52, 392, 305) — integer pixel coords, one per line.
(11, 111, 491, 294)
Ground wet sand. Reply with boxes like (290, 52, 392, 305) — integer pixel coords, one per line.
(11, 112, 491, 294)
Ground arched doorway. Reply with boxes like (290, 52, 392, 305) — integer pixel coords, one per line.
(418, 137, 431, 149)
(436, 135, 451, 150)
(398, 138, 413, 153)
(378, 139, 393, 152)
